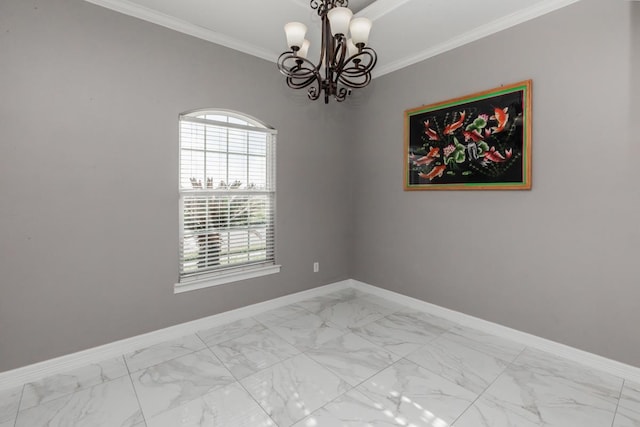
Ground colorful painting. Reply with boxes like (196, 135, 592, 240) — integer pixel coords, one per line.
(404, 80, 532, 190)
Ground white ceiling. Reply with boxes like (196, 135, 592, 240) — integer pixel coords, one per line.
(84, 0, 579, 77)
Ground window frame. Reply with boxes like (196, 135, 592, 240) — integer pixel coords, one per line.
(175, 109, 280, 294)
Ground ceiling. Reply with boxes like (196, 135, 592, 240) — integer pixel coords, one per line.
(84, 0, 579, 77)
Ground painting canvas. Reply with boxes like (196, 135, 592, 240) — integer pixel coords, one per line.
(404, 80, 532, 190)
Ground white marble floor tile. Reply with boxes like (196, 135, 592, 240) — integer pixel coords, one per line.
(241, 353, 350, 427)
(394, 308, 459, 331)
(146, 381, 275, 427)
(405, 336, 509, 394)
(20, 356, 128, 411)
(297, 291, 359, 314)
(314, 298, 394, 329)
(452, 394, 543, 427)
(614, 406, 640, 427)
(197, 317, 265, 346)
(0, 386, 23, 425)
(357, 293, 410, 314)
(7, 288, 636, 427)
(293, 389, 400, 427)
(131, 349, 235, 420)
(211, 328, 300, 379)
(305, 332, 399, 387)
(356, 358, 477, 427)
(350, 311, 448, 358)
(267, 312, 347, 351)
(440, 325, 525, 362)
(254, 303, 311, 327)
(620, 380, 640, 412)
(616, 381, 640, 427)
(513, 347, 624, 399)
(14, 376, 143, 427)
(124, 334, 206, 373)
(460, 363, 619, 427)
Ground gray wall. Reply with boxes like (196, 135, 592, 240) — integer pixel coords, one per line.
(0, 0, 352, 372)
(351, 0, 640, 367)
(2, 0, 639, 373)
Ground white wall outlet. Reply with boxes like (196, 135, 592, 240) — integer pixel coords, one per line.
(313, 262, 319, 273)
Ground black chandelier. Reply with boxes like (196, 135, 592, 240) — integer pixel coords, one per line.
(277, 0, 377, 104)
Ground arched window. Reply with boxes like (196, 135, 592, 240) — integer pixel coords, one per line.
(176, 110, 278, 292)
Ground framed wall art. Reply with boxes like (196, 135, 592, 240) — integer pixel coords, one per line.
(404, 80, 532, 190)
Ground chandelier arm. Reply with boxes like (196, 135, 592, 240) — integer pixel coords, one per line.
(335, 48, 377, 78)
(277, 52, 317, 77)
(338, 71, 371, 89)
(335, 87, 349, 102)
(307, 79, 323, 101)
(335, 48, 376, 89)
(331, 35, 348, 72)
(278, 52, 323, 91)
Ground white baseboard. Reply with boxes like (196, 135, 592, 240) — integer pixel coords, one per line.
(349, 279, 640, 383)
(0, 280, 351, 390)
(1, 278, 639, 391)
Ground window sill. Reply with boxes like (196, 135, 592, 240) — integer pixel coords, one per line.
(174, 265, 281, 294)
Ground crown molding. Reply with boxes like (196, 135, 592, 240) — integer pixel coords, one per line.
(83, 0, 278, 62)
(373, 0, 581, 78)
(85, 0, 581, 78)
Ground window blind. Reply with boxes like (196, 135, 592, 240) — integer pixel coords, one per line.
(178, 113, 276, 283)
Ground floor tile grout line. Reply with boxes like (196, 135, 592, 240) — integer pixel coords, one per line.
(200, 328, 298, 382)
(123, 334, 210, 374)
(302, 354, 434, 425)
(198, 338, 283, 427)
(449, 345, 528, 426)
(427, 332, 523, 369)
(347, 312, 455, 360)
(252, 303, 318, 329)
(214, 304, 397, 427)
(125, 346, 202, 374)
(437, 327, 526, 364)
(14, 356, 132, 414)
(10, 384, 25, 427)
(196, 319, 269, 348)
(267, 324, 351, 354)
(233, 379, 281, 427)
(268, 352, 358, 426)
(123, 339, 225, 425)
(125, 370, 149, 427)
(610, 379, 626, 427)
(208, 329, 303, 382)
(138, 335, 281, 426)
(15, 288, 597, 426)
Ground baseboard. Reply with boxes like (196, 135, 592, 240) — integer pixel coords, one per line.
(349, 279, 640, 383)
(0, 280, 351, 391)
(2, 278, 639, 391)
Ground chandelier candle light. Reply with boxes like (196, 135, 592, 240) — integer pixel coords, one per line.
(278, 0, 377, 103)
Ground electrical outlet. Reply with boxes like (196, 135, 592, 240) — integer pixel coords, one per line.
(313, 262, 319, 273)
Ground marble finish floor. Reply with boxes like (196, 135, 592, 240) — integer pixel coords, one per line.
(1, 288, 639, 427)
